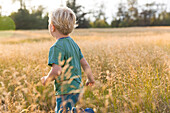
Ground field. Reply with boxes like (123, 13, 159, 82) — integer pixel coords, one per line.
(0, 27, 169, 113)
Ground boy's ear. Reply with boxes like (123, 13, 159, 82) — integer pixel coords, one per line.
(52, 25, 55, 32)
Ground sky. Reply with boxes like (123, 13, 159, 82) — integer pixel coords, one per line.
(0, 0, 170, 23)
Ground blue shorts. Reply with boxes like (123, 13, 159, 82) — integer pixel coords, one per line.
(55, 93, 80, 113)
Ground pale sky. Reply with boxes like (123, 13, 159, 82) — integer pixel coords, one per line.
(0, 0, 170, 23)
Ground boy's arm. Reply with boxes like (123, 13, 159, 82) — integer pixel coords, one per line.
(41, 64, 62, 86)
(80, 58, 95, 86)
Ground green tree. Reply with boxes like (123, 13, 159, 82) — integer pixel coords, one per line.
(10, 9, 30, 29)
(111, 19, 120, 28)
(111, 0, 169, 27)
(10, 6, 48, 29)
(139, 2, 157, 26)
(158, 11, 170, 26)
(127, 0, 138, 20)
(31, 5, 48, 29)
(92, 3, 109, 28)
(93, 19, 109, 28)
(66, 0, 90, 28)
(0, 5, 1, 16)
(127, 0, 139, 26)
(112, 2, 129, 27)
(113, 0, 139, 27)
(164, 12, 170, 25)
(0, 16, 16, 30)
(117, 3, 127, 21)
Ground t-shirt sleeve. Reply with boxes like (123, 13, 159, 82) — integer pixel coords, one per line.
(48, 46, 65, 67)
(79, 48, 84, 60)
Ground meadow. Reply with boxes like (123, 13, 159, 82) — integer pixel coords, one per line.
(0, 27, 169, 113)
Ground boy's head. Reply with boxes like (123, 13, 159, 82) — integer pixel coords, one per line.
(49, 7, 77, 36)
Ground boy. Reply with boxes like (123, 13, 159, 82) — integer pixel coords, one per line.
(41, 7, 95, 113)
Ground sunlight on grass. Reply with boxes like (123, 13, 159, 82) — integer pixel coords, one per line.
(0, 27, 169, 113)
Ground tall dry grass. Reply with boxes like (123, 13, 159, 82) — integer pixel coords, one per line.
(0, 27, 169, 113)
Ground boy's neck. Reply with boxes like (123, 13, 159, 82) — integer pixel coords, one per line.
(51, 29, 69, 40)
(56, 35, 69, 40)
(54, 32, 69, 40)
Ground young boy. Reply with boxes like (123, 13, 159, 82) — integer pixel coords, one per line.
(41, 7, 95, 113)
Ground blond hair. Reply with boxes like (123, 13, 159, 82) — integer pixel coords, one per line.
(50, 7, 77, 35)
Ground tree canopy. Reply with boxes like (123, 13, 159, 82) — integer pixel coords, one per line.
(10, 6, 48, 30)
(66, 0, 90, 28)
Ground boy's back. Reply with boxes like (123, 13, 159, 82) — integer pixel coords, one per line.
(48, 36, 83, 95)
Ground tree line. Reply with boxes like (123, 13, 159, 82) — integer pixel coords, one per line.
(0, 0, 170, 30)
(111, 0, 170, 27)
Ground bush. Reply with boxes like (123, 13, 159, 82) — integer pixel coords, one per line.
(93, 19, 109, 28)
(0, 16, 16, 30)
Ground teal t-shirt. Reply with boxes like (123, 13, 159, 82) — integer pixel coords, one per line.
(48, 36, 84, 95)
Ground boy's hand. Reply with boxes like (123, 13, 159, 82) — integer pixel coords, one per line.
(41, 76, 47, 86)
(86, 79, 95, 86)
